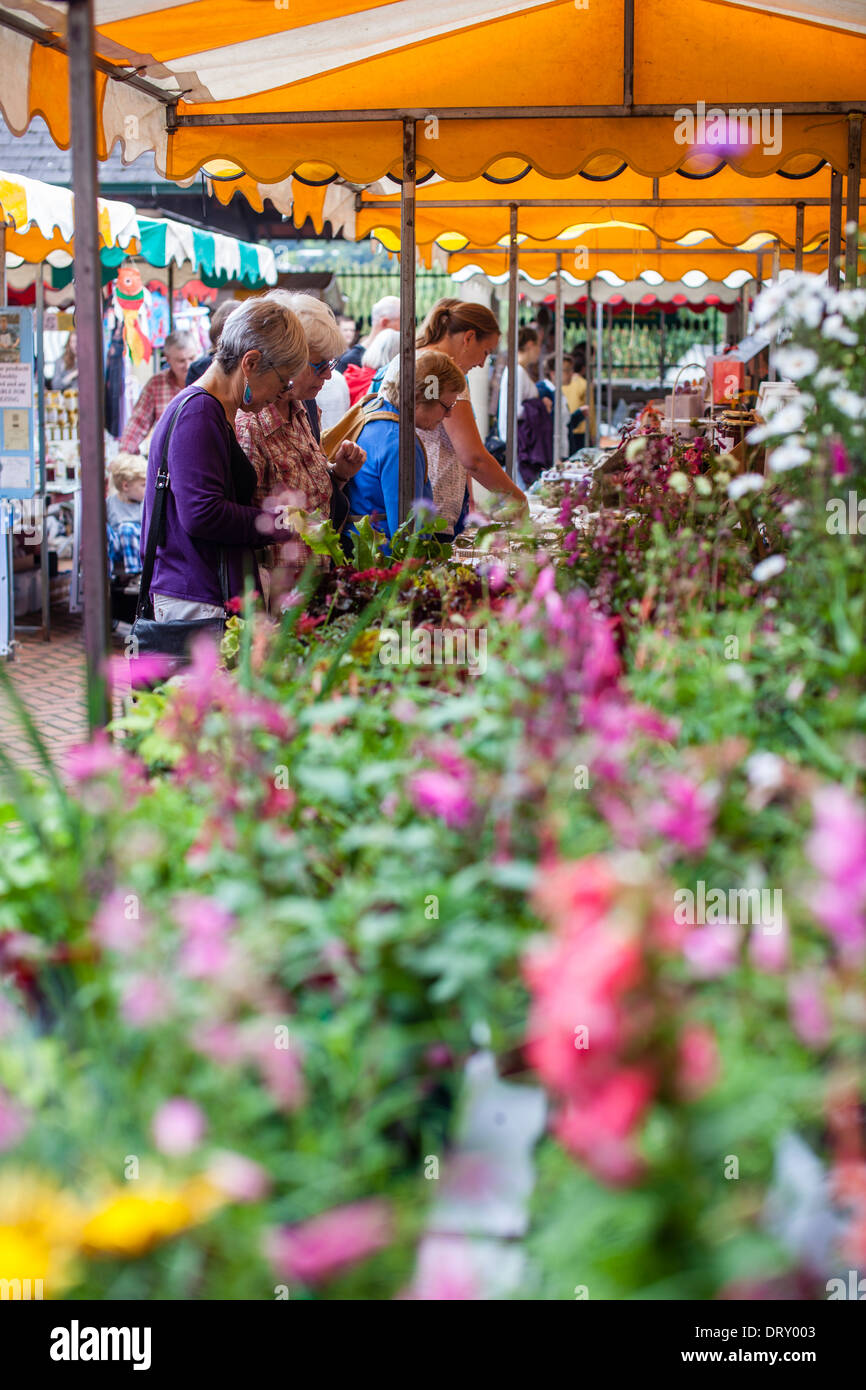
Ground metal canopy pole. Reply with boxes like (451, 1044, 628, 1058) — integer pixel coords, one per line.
(35, 272, 50, 639)
(829, 168, 843, 288)
(0, 222, 6, 302)
(554, 252, 564, 465)
(585, 282, 594, 446)
(363, 196, 835, 210)
(846, 116, 862, 286)
(595, 301, 603, 440)
(794, 202, 805, 272)
(172, 101, 866, 125)
(505, 203, 519, 483)
(68, 0, 110, 729)
(606, 304, 613, 430)
(398, 118, 417, 526)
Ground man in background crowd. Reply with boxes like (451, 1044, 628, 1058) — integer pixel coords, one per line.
(336, 295, 400, 374)
(186, 300, 239, 386)
(118, 330, 197, 454)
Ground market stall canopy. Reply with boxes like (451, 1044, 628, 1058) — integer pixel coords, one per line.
(446, 243, 827, 281)
(101, 216, 277, 287)
(0, 168, 139, 261)
(0, 1, 864, 182)
(346, 163, 862, 254)
(452, 269, 747, 308)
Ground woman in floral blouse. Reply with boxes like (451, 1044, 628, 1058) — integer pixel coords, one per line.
(236, 292, 364, 602)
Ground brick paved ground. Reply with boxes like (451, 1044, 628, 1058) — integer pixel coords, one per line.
(0, 594, 130, 784)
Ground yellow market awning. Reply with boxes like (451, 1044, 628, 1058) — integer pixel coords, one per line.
(0, 169, 139, 262)
(0, 1, 864, 183)
(446, 243, 828, 281)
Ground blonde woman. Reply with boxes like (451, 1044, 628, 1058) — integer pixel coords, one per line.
(141, 296, 308, 621)
(414, 299, 526, 531)
(345, 349, 465, 544)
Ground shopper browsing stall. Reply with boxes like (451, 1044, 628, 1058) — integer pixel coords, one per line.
(119, 331, 199, 454)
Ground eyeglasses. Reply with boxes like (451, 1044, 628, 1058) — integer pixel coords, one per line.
(265, 359, 293, 397)
(309, 358, 337, 376)
(439, 399, 457, 415)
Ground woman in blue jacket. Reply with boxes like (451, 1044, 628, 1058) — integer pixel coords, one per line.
(346, 350, 466, 542)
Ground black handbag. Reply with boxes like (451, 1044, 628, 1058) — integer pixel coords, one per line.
(129, 394, 228, 668)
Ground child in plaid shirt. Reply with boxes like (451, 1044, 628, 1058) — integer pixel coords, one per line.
(107, 452, 146, 578)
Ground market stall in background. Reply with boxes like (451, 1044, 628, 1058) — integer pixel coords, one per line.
(0, 180, 278, 655)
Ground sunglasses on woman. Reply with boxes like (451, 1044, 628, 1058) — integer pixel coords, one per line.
(309, 358, 338, 376)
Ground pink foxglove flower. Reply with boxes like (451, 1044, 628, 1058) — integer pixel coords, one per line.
(266, 1200, 392, 1286)
(151, 1098, 207, 1156)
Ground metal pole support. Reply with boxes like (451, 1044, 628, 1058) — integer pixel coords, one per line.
(505, 204, 519, 483)
(68, 0, 110, 729)
(398, 118, 417, 527)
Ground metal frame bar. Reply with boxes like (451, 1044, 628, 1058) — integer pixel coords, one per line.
(505, 204, 519, 483)
(553, 253, 564, 466)
(363, 197, 838, 209)
(68, 0, 110, 730)
(170, 103, 866, 127)
(623, 0, 635, 108)
(794, 202, 805, 271)
(398, 119, 417, 526)
(846, 116, 862, 285)
(0, 7, 175, 106)
(35, 272, 50, 640)
(594, 301, 603, 438)
(585, 283, 594, 446)
(829, 168, 844, 287)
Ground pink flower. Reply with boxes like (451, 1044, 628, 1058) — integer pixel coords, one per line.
(189, 1021, 247, 1066)
(206, 1150, 270, 1203)
(788, 974, 830, 1048)
(173, 895, 235, 979)
(677, 1024, 720, 1100)
(90, 889, 148, 955)
(409, 770, 475, 830)
(119, 973, 172, 1026)
(0, 1088, 29, 1151)
(151, 1098, 207, 1156)
(748, 915, 789, 973)
(555, 1068, 654, 1184)
(244, 1024, 306, 1112)
(266, 1200, 392, 1286)
(649, 774, 715, 856)
(830, 438, 851, 478)
(682, 922, 740, 978)
(806, 786, 866, 961)
(107, 652, 173, 688)
(402, 1236, 481, 1300)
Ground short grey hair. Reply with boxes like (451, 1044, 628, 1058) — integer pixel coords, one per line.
(362, 328, 400, 371)
(267, 290, 343, 362)
(371, 295, 400, 328)
(163, 330, 195, 353)
(215, 295, 308, 377)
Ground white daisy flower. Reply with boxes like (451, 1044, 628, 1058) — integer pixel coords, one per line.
(829, 387, 865, 420)
(746, 751, 785, 790)
(767, 441, 811, 472)
(752, 554, 787, 582)
(814, 366, 843, 390)
(727, 473, 765, 500)
(821, 314, 858, 346)
(772, 346, 818, 381)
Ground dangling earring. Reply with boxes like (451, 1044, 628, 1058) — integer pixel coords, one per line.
(243, 378, 253, 406)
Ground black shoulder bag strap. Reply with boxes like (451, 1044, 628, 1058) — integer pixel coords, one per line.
(136, 394, 195, 621)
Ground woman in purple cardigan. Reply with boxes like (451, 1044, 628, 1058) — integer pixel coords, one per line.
(142, 297, 308, 622)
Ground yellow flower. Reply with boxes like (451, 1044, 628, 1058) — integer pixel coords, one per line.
(0, 1172, 84, 1296)
(81, 1178, 225, 1258)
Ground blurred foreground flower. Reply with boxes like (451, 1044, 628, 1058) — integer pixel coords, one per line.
(81, 1178, 224, 1257)
(265, 1199, 392, 1286)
